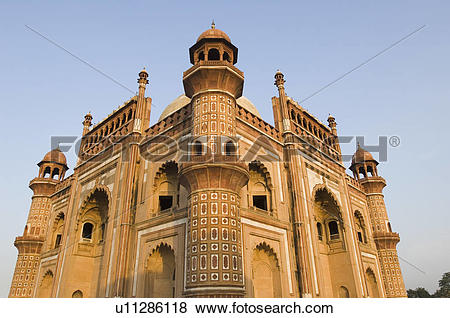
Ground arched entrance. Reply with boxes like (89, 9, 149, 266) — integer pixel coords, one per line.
(37, 270, 53, 298)
(145, 244, 176, 297)
(251, 243, 281, 297)
(366, 268, 380, 298)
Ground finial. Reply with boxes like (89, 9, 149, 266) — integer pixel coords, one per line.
(211, 20, 215, 29)
(138, 67, 149, 85)
(139, 67, 148, 75)
(327, 113, 335, 122)
(274, 69, 285, 87)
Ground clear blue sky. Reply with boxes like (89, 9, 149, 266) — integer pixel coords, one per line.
(0, 0, 448, 297)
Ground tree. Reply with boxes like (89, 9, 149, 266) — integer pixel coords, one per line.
(433, 272, 450, 298)
(407, 287, 431, 298)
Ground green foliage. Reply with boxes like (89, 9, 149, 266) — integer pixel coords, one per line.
(407, 272, 450, 298)
(407, 287, 431, 298)
(434, 272, 450, 298)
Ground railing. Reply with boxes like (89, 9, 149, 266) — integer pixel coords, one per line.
(236, 105, 281, 141)
(183, 60, 244, 78)
(291, 123, 341, 161)
(345, 175, 363, 191)
(54, 174, 74, 193)
(79, 99, 137, 160)
(286, 98, 341, 161)
(146, 104, 192, 137)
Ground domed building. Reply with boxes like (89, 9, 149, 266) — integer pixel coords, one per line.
(9, 24, 406, 298)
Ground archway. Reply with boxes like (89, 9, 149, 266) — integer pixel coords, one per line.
(248, 161, 273, 212)
(354, 211, 367, 244)
(72, 290, 83, 298)
(313, 186, 343, 243)
(366, 268, 380, 298)
(52, 212, 65, 249)
(251, 243, 281, 297)
(78, 187, 109, 243)
(153, 161, 179, 212)
(145, 244, 176, 297)
(37, 270, 53, 298)
(339, 286, 350, 298)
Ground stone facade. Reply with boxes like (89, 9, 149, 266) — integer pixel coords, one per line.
(9, 24, 406, 298)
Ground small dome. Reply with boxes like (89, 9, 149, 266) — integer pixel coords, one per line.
(351, 144, 377, 165)
(158, 95, 192, 121)
(197, 25, 231, 43)
(41, 148, 68, 167)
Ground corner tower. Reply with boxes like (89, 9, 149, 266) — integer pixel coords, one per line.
(9, 149, 68, 297)
(180, 23, 249, 297)
(350, 145, 407, 297)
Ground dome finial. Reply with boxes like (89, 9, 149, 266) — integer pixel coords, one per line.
(211, 20, 215, 29)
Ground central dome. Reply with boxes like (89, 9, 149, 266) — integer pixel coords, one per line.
(197, 22, 231, 43)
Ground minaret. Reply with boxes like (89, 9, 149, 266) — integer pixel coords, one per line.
(114, 68, 150, 297)
(9, 149, 68, 298)
(180, 23, 249, 297)
(274, 70, 292, 135)
(82, 112, 92, 136)
(273, 71, 313, 297)
(350, 145, 407, 297)
(327, 114, 342, 159)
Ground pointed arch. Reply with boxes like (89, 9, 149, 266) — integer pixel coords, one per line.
(153, 161, 178, 189)
(312, 184, 344, 241)
(311, 184, 342, 218)
(153, 161, 179, 212)
(80, 185, 112, 212)
(249, 161, 273, 212)
(144, 243, 176, 297)
(354, 210, 367, 244)
(37, 270, 53, 298)
(249, 161, 273, 189)
(251, 242, 282, 297)
(72, 290, 83, 298)
(51, 212, 65, 249)
(339, 286, 350, 298)
(366, 267, 380, 298)
(77, 186, 110, 243)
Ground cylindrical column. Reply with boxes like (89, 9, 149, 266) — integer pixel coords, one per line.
(180, 90, 248, 297)
(362, 177, 407, 298)
(9, 178, 57, 298)
(181, 172, 248, 297)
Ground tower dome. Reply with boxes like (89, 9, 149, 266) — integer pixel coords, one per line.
(188, 22, 238, 65)
(197, 22, 231, 43)
(37, 148, 68, 181)
(351, 144, 377, 166)
(40, 148, 68, 167)
(349, 144, 379, 180)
